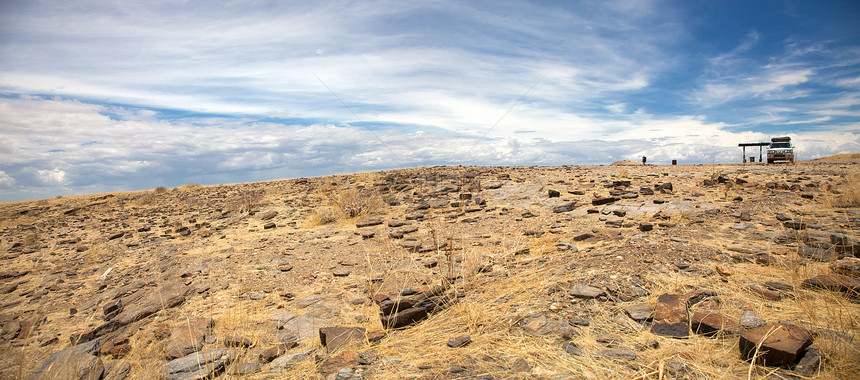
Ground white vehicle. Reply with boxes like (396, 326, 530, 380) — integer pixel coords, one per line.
(767, 137, 794, 163)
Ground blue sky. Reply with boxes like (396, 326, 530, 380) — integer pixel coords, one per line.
(1, 0, 859, 202)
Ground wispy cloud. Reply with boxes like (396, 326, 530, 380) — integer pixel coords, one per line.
(0, 1, 858, 202)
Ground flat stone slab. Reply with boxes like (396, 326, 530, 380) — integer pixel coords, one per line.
(29, 340, 104, 380)
(319, 326, 366, 351)
(570, 284, 606, 299)
(594, 348, 636, 360)
(690, 311, 739, 337)
(163, 348, 235, 380)
(355, 217, 383, 227)
(624, 303, 653, 322)
(739, 323, 812, 367)
(650, 294, 688, 338)
(802, 274, 860, 298)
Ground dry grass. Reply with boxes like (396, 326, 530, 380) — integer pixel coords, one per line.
(306, 183, 385, 227)
(226, 189, 265, 213)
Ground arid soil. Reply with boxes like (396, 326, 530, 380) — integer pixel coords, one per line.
(1, 160, 858, 379)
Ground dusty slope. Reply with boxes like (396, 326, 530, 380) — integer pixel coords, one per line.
(1, 161, 858, 379)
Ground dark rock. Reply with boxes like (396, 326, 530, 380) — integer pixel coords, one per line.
(447, 334, 471, 348)
(29, 340, 103, 380)
(99, 335, 131, 358)
(548, 189, 561, 198)
(227, 362, 262, 375)
(739, 323, 812, 366)
(750, 284, 782, 301)
(332, 269, 351, 277)
(114, 282, 189, 327)
(639, 187, 654, 195)
(257, 210, 278, 221)
(775, 213, 792, 221)
(595, 348, 636, 360)
(318, 350, 360, 375)
(764, 281, 793, 292)
(682, 289, 717, 306)
(783, 221, 806, 230)
(164, 317, 214, 359)
(624, 303, 652, 322)
(260, 342, 298, 362)
(163, 348, 235, 380)
(740, 310, 767, 329)
(691, 311, 740, 336)
(319, 326, 366, 351)
(651, 294, 688, 338)
(553, 202, 576, 213)
(355, 217, 383, 228)
(592, 197, 619, 206)
(103, 300, 123, 316)
(381, 307, 428, 329)
(830, 257, 860, 277)
(570, 284, 605, 299)
(562, 342, 583, 356)
(792, 348, 822, 377)
(572, 233, 593, 241)
(520, 313, 579, 339)
(103, 361, 131, 380)
(802, 274, 860, 298)
(269, 349, 314, 372)
(797, 245, 838, 262)
(638, 223, 653, 232)
(263, 222, 276, 229)
(595, 333, 623, 345)
(388, 219, 410, 227)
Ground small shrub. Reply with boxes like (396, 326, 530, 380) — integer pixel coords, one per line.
(331, 188, 384, 218)
(154, 186, 168, 193)
(227, 190, 265, 213)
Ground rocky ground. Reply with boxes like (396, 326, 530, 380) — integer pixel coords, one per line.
(0, 159, 858, 379)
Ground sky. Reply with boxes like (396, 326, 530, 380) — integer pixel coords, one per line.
(1, 0, 859, 202)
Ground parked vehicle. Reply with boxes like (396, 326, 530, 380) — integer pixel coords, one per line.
(767, 137, 794, 163)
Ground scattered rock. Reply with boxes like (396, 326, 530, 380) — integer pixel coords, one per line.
(739, 310, 767, 329)
(355, 218, 383, 228)
(739, 323, 812, 367)
(624, 303, 652, 322)
(447, 335, 471, 348)
(520, 313, 579, 339)
(558, 342, 583, 357)
(750, 284, 782, 301)
(570, 284, 606, 299)
(269, 349, 314, 372)
(163, 348, 235, 380)
(164, 318, 214, 359)
(830, 257, 860, 277)
(792, 348, 822, 377)
(29, 340, 103, 380)
(592, 197, 619, 206)
(553, 202, 576, 213)
(319, 326, 366, 351)
(594, 348, 636, 360)
(690, 311, 740, 337)
(801, 274, 860, 298)
(650, 294, 688, 338)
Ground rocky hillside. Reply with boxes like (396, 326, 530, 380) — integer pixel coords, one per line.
(1, 160, 858, 379)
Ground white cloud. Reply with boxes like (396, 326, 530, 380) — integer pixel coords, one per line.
(0, 171, 14, 187)
(37, 169, 67, 185)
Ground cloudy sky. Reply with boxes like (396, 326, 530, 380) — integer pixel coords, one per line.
(1, 0, 859, 202)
